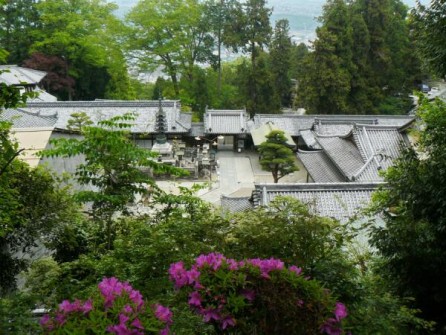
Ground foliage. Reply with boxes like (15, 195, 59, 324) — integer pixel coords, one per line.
(370, 97, 446, 331)
(347, 254, 435, 334)
(22, 256, 62, 308)
(0, 292, 40, 334)
(23, 53, 76, 101)
(170, 253, 348, 334)
(40, 277, 172, 335)
(66, 112, 93, 132)
(377, 95, 413, 115)
(126, 0, 215, 97)
(0, 161, 79, 293)
(229, 0, 273, 116)
(40, 113, 184, 249)
(270, 19, 293, 108)
(0, 0, 40, 64)
(224, 197, 356, 302)
(258, 130, 298, 183)
(297, 0, 421, 114)
(1, 83, 78, 294)
(30, 0, 132, 100)
(412, 0, 446, 78)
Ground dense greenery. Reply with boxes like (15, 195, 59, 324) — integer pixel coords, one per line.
(370, 96, 446, 333)
(258, 130, 298, 183)
(412, 0, 446, 78)
(1, 0, 429, 115)
(2, 0, 446, 333)
(297, 0, 423, 115)
(1, 86, 435, 333)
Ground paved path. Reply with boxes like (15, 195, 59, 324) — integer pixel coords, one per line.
(199, 154, 254, 204)
(157, 149, 308, 206)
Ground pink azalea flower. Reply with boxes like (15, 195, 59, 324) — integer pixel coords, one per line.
(168, 261, 189, 288)
(195, 253, 225, 270)
(131, 318, 144, 330)
(320, 318, 342, 335)
(241, 289, 256, 302)
(188, 291, 202, 307)
(122, 304, 133, 314)
(226, 258, 239, 270)
(334, 302, 348, 321)
(221, 316, 236, 329)
(82, 299, 93, 314)
(186, 267, 201, 285)
(154, 304, 173, 324)
(289, 265, 302, 276)
(118, 313, 129, 325)
(128, 289, 144, 309)
(201, 308, 221, 322)
(39, 314, 54, 330)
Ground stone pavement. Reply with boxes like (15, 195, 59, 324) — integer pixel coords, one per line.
(157, 149, 308, 206)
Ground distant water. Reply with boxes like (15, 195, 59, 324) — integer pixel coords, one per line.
(112, 0, 431, 45)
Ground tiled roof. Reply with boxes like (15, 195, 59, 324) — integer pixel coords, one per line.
(204, 110, 249, 135)
(299, 129, 321, 149)
(0, 65, 47, 85)
(0, 108, 57, 128)
(352, 125, 407, 171)
(251, 122, 295, 147)
(315, 135, 367, 180)
(253, 182, 383, 223)
(312, 124, 410, 182)
(21, 100, 190, 134)
(253, 114, 414, 137)
(221, 196, 253, 212)
(297, 150, 346, 182)
(253, 114, 313, 136)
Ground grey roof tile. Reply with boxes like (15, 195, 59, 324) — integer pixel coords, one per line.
(299, 129, 321, 149)
(315, 136, 366, 180)
(254, 114, 313, 136)
(21, 100, 190, 134)
(254, 182, 383, 222)
(297, 150, 345, 182)
(0, 108, 57, 128)
(204, 110, 249, 134)
(253, 114, 415, 137)
(0, 65, 47, 85)
(352, 125, 406, 171)
(221, 196, 253, 212)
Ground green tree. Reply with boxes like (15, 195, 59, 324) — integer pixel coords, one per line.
(1, 81, 79, 293)
(241, 0, 272, 116)
(202, 0, 236, 94)
(238, 54, 280, 116)
(370, 97, 446, 332)
(41, 114, 184, 250)
(0, 0, 40, 64)
(297, 0, 353, 114)
(270, 19, 293, 108)
(258, 130, 298, 183)
(297, 0, 419, 115)
(412, 0, 446, 78)
(126, 0, 215, 97)
(31, 0, 132, 100)
(66, 112, 93, 132)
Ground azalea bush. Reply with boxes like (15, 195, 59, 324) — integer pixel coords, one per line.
(169, 253, 348, 334)
(40, 277, 173, 335)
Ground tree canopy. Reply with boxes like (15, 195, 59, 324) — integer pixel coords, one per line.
(258, 130, 298, 183)
(370, 96, 446, 332)
(412, 0, 446, 78)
